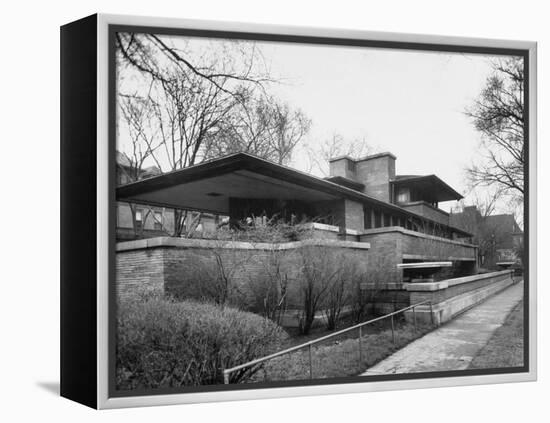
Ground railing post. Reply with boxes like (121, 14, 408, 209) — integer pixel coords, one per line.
(430, 302, 434, 326)
(358, 326, 363, 363)
(391, 315, 395, 344)
(308, 344, 313, 379)
(413, 306, 417, 332)
(223, 370, 229, 385)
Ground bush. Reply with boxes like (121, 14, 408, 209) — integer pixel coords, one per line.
(116, 297, 287, 390)
(176, 247, 249, 307)
(246, 250, 289, 325)
(200, 218, 316, 243)
(297, 246, 356, 334)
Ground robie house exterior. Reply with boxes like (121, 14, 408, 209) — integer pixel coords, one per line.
(116, 152, 516, 325)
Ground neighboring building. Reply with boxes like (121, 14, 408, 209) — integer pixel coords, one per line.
(450, 206, 523, 270)
(116, 151, 218, 241)
(117, 151, 478, 284)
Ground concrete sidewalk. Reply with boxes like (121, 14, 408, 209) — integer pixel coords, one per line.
(361, 280, 524, 376)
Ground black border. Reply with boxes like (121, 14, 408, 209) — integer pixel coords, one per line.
(107, 23, 530, 399)
(60, 14, 98, 409)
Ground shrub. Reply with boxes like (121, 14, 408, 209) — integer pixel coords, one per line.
(116, 297, 287, 390)
(246, 249, 289, 325)
(323, 260, 358, 330)
(297, 246, 355, 334)
(175, 246, 249, 307)
(200, 218, 316, 243)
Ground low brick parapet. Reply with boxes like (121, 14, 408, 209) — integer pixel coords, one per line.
(116, 236, 370, 303)
(404, 270, 516, 325)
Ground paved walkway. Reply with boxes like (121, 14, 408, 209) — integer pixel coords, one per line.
(361, 281, 524, 376)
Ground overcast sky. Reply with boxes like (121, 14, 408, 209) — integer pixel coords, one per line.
(119, 34, 521, 215)
(252, 41, 503, 212)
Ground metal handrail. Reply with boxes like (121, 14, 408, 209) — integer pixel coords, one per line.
(223, 299, 433, 384)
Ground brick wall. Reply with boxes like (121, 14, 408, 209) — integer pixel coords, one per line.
(116, 238, 370, 310)
(360, 227, 478, 285)
(344, 199, 365, 232)
(358, 231, 403, 285)
(115, 247, 165, 298)
(398, 229, 477, 261)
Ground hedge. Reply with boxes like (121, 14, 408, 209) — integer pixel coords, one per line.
(116, 296, 287, 390)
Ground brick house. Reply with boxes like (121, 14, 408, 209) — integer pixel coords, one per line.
(116, 152, 525, 326)
(117, 151, 478, 283)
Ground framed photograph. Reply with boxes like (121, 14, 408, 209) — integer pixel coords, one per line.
(60, 13, 537, 409)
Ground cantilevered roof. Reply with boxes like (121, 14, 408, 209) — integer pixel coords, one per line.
(116, 152, 401, 215)
(324, 175, 365, 191)
(116, 152, 472, 236)
(392, 174, 463, 202)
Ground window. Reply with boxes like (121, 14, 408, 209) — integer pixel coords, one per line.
(374, 210, 382, 228)
(154, 211, 163, 230)
(384, 213, 391, 227)
(135, 208, 143, 231)
(364, 207, 372, 229)
(396, 187, 410, 203)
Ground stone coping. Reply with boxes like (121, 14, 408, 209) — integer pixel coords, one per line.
(405, 270, 513, 292)
(444, 269, 513, 287)
(303, 222, 361, 236)
(117, 236, 371, 252)
(328, 151, 396, 163)
(397, 261, 452, 269)
(361, 226, 477, 248)
(402, 254, 476, 262)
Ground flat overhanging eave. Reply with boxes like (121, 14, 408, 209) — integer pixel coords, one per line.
(392, 175, 463, 202)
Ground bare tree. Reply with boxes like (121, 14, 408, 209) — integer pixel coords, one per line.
(203, 94, 273, 160)
(116, 32, 311, 237)
(267, 99, 311, 165)
(118, 93, 161, 181)
(116, 33, 275, 237)
(115, 33, 272, 99)
(306, 133, 375, 176)
(117, 93, 167, 238)
(465, 57, 524, 199)
(204, 95, 311, 165)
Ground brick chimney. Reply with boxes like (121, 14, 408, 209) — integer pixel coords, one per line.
(328, 152, 396, 202)
(355, 152, 396, 202)
(328, 156, 357, 181)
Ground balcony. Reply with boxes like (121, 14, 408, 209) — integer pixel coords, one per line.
(399, 201, 450, 226)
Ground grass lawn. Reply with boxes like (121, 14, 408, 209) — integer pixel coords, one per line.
(468, 299, 524, 369)
(249, 316, 434, 383)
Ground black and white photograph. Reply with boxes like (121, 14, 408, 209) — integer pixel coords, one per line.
(111, 26, 528, 396)
(4, 0, 550, 418)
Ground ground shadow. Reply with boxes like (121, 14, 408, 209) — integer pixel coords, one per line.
(36, 381, 60, 396)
